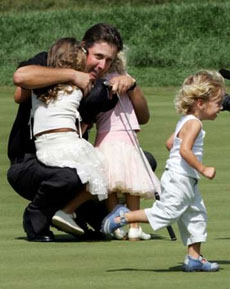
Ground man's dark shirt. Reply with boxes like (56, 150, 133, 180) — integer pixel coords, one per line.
(8, 52, 48, 161)
(223, 94, 230, 111)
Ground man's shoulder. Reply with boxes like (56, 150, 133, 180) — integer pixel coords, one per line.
(18, 51, 48, 68)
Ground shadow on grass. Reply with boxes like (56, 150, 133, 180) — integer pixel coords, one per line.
(214, 237, 230, 240)
(107, 265, 183, 272)
(106, 261, 229, 273)
(15, 233, 166, 243)
(149, 234, 168, 240)
(214, 260, 230, 265)
(16, 234, 112, 243)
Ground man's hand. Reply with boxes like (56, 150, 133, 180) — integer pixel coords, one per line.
(109, 75, 135, 95)
(72, 71, 94, 96)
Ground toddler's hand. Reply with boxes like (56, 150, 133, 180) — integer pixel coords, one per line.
(202, 166, 216, 179)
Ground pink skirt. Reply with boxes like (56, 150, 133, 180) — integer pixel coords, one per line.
(95, 131, 161, 199)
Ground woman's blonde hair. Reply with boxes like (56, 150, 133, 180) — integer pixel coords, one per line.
(38, 37, 86, 103)
(175, 70, 225, 115)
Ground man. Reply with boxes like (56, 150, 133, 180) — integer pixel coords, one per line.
(218, 69, 230, 111)
(222, 94, 230, 111)
(8, 23, 155, 242)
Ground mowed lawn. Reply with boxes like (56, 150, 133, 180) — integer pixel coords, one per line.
(0, 86, 229, 289)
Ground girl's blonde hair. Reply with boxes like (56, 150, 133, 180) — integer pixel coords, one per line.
(175, 70, 225, 115)
(107, 50, 127, 75)
(38, 37, 86, 103)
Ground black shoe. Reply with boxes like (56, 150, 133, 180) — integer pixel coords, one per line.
(27, 231, 55, 242)
(23, 207, 55, 242)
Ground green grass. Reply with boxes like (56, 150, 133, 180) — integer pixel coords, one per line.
(2, 1, 230, 86)
(0, 0, 222, 12)
(1, 86, 230, 289)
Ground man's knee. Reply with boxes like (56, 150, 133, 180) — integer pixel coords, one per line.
(39, 167, 83, 204)
(7, 164, 35, 200)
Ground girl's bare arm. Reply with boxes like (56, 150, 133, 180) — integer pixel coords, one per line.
(179, 119, 215, 179)
(127, 86, 150, 125)
(14, 87, 31, 103)
(166, 133, 174, 151)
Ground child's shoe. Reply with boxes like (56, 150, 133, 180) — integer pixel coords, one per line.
(138, 227, 151, 240)
(52, 210, 85, 236)
(128, 227, 151, 241)
(101, 205, 130, 235)
(182, 255, 219, 272)
(112, 228, 127, 240)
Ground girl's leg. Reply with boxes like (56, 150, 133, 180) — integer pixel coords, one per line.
(126, 194, 151, 240)
(52, 186, 93, 236)
(187, 242, 201, 259)
(125, 194, 140, 229)
(115, 209, 149, 224)
(106, 192, 119, 212)
(106, 192, 127, 240)
(62, 186, 92, 213)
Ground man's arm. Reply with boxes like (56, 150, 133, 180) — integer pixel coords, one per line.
(13, 65, 93, 95)
(13, 65, 74, 89)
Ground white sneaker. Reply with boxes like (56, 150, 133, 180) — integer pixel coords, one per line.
(128, 227, 151, 241)
(52, 210, 85, 236)
(112, 228, 127, 240)
(139, 227, 151, 240)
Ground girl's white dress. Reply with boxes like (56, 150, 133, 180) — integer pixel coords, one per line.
(31, 87, 108, 201)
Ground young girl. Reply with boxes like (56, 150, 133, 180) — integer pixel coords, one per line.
(95, 52, 161, 240)
(101, 70, 224, 271)
(31, 38, 108, 236)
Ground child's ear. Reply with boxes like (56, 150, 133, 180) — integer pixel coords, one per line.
(197, 98, 205, 109)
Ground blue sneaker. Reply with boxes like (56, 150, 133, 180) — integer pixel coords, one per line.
(101, 205, 130, 235)
(182, 255, 219, 272)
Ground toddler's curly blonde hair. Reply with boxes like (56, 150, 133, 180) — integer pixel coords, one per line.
(175, 70, 225, 115)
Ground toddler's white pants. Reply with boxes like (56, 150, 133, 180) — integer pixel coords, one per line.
(145, 169, 207, 246)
